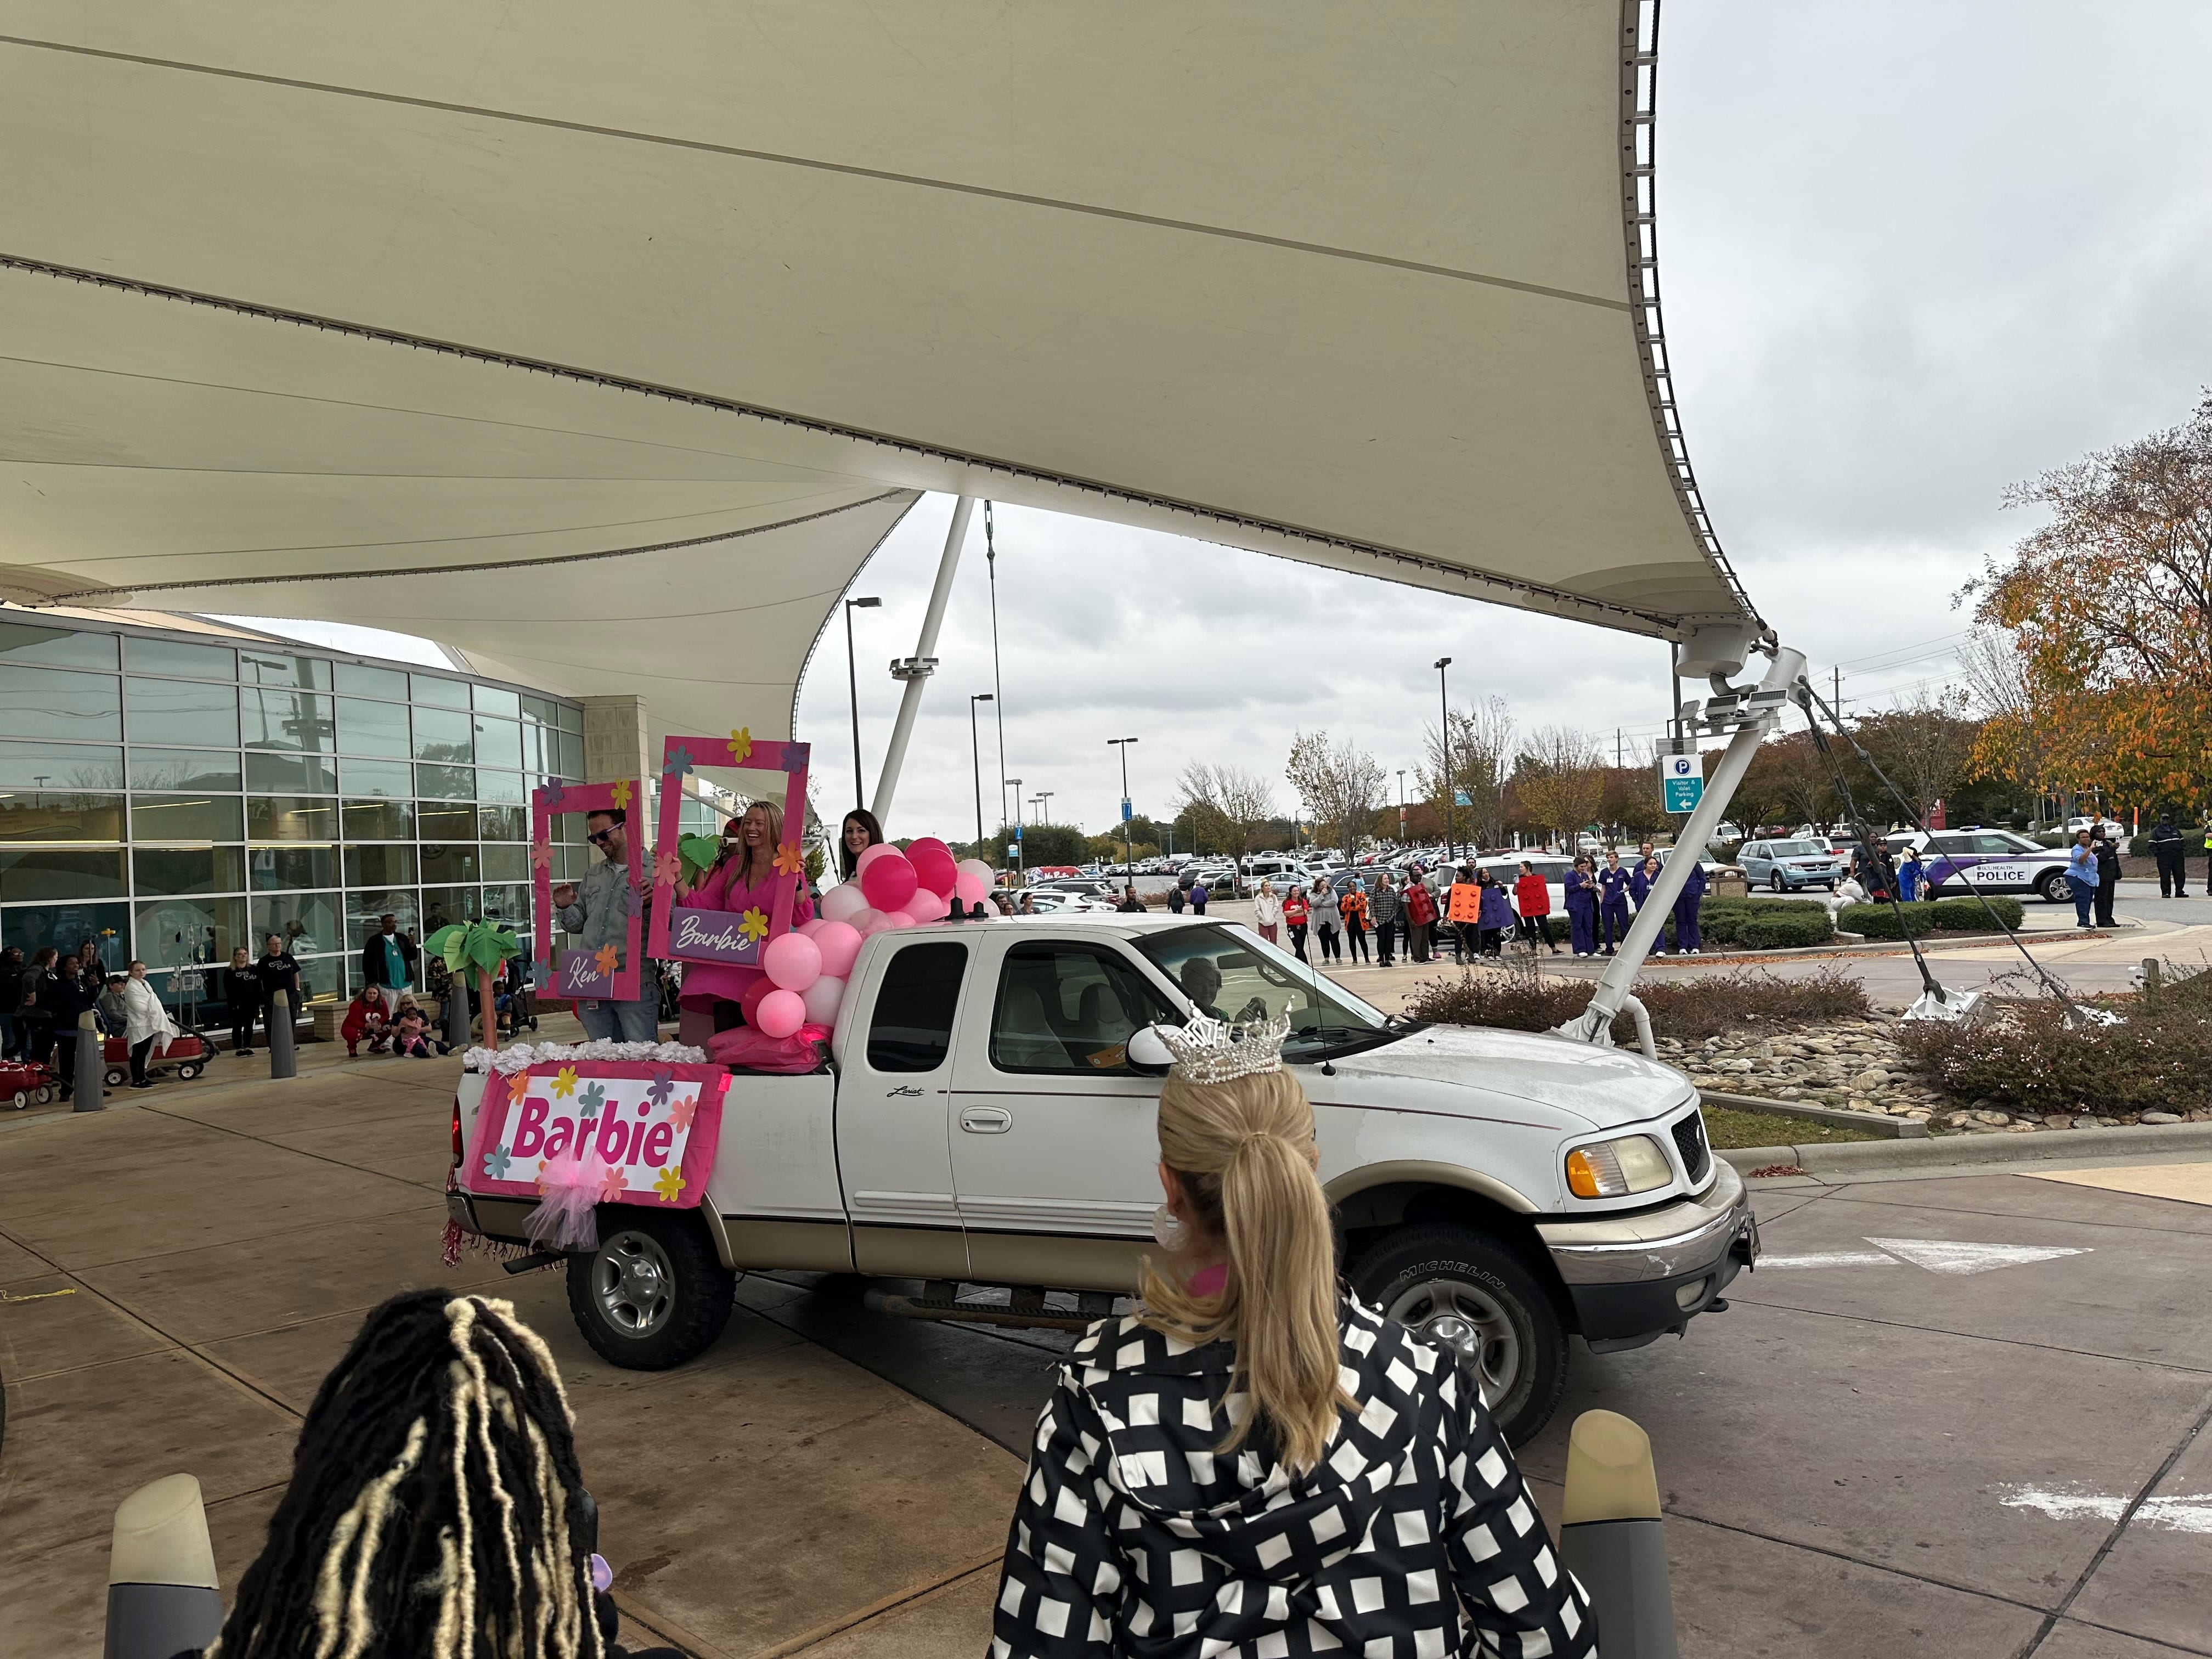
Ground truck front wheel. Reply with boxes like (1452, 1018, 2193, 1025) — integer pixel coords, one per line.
(566, 1207, 735, 1370)
(1350, 1226, 1567, 1447)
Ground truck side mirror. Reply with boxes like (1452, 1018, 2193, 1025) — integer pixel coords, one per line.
(1126, 1025, 1173, 1076)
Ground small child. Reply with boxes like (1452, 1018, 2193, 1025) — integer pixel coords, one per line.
(390, 997, 450, 1059)
(340, 990, 391, 1058)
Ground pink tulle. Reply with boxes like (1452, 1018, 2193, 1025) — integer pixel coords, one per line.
(706, 1020, 833, 1074)
(526, 1145, 612, 1252)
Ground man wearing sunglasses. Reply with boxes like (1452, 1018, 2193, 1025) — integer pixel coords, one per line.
(550, 808, 661, 1041)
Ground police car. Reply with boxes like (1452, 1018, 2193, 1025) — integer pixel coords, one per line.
(1912, 828, 2076, 904)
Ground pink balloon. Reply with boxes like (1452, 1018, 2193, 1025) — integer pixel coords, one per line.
(740, 976, 777, 1026)
(800, 973, 845, 1026)
(762, 930, 823, 992)
(849, 906, 886, 935)
(957, 858, 996, 887)
(954, 872, 989, 906)
(906, 885, 951, 923)
(754, 988, 806, 1039)
(796, 917, 827, 938)
(813, 919, 862, 978)
(881, 910, 916, 929)
(860, 852, 919, 912)
(907, 838, 959, 896)
(855, 843, 899, 872)
(820, 883, 867, 925)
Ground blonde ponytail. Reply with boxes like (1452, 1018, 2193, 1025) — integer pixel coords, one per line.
(1139, 1069, 1352, 1471)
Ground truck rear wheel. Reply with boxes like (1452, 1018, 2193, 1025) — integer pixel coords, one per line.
(1351, 1225, 1567, 1447)
(566, 1207, 735, 1370)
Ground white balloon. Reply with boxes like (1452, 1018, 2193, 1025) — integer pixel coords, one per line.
(957, 859, 996, 887)
(800, 974, 845, 1027)
(820, 883, 867, 924)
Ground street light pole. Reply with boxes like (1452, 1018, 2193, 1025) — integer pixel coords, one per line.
(969, 694, 995, 854)
(1108, 737, 1139, 889)
(1435, 657, 1454, 861)
(844, 596, 881, 811)
(1397, 769, 1407, 843)
(1004, 777, 1024, 883)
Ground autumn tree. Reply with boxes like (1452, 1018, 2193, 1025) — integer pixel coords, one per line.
(1855, 690, 1978, 823)
(1512, 725, 1607, 848)
(1176, 762, 1279, 856)
(1419, 695, 1515, 848)
(1286, 731, 1385, 860)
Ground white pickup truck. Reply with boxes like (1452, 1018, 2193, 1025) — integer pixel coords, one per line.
(445, 915, 1756, 1443)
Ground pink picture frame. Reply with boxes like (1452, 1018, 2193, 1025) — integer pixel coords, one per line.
(531, 777, 645, 1002)
(647, 731, 811, 969)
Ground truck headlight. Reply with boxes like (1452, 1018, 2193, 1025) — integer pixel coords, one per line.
(1565, 1135, 1674, 1199)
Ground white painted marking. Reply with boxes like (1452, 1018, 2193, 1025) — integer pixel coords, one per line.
(1757, 1250, 1900, 1271)
(2001, 1486, 2212, 1535)
(1865, 1237, 2092, 1276)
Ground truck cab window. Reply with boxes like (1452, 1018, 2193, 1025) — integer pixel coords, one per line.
(990, 943, 1173, 1074)
(866, 941, 968, 1072)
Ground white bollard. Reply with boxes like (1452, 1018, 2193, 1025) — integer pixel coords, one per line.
(266, 988, 296, 1079)
(1559, 1409, 1678, 1659)
(104, 1474, 222, 1659)
(74, 1012, 106, 1112)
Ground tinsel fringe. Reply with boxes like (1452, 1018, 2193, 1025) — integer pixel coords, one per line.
(461, 1037, 710, 1075)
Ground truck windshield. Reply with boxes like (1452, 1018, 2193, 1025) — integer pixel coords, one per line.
(1133, 923, 1403, 1063)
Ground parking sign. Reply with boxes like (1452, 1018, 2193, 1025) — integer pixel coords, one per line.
(1660, 752, 1703, 814)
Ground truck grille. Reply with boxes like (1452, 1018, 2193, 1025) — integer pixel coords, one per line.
(1672, 1111, 1711, 1183)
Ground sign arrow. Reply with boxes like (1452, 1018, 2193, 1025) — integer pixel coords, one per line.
(1759, 1238, 2092, 1276)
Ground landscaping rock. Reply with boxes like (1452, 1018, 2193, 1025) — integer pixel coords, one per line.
(2142, 1110, 2185, 1125)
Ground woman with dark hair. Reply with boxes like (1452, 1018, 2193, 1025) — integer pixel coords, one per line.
(202, 1290, 677, 1659)
(990, 1025, 1594, 1658)
(46, 955, 100, 1101)
(837, 808, 885, 881)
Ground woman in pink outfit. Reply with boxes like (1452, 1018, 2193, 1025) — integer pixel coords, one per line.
(678, 800, 814, 1031)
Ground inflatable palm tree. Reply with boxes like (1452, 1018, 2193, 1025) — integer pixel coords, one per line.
(423, 921, 522, 1044)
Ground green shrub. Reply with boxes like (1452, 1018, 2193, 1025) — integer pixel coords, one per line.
(1840, 896, 2024, 938)
(1675, 897, 1835, 951)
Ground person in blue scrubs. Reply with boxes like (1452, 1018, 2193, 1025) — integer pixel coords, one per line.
(1596, 851, 1633, 956)
(1672, 856, 1710, 955)
(1563, 856, 1599, 957)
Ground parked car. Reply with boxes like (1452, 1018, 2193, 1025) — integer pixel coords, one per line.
(1736, 837, 1849, 891)
(1024, 888, 1118, 914)
(1921, 829, 2077, 904)
(447, 915, 1756, 1443)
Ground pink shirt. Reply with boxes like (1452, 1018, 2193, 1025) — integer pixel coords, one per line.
(677, 860, 814, 1007)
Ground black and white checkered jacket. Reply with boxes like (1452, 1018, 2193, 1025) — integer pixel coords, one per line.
(990, 1297, 1595, 1659)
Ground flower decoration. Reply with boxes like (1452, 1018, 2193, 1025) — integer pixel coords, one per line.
(598, 1166, 628, 1204)
(739, 907, 770, 944)
(543, 781, 567, 810)
(530, 840, 555, 872)
(552, 1065, 579, 1099)
(772, 840, 804, 877)
(594, 942, 622, 978)
(653, 1165, 686, 1204)
(611, 778, 634, 811)
(665, 744, 695, 777)
(668, 1093, 697, 1133)
(646, 1069, 675, 1105)
(482, 1143, 513, 1181)
(580, 1082, 606, 1115)
(654, 845, 682, 886)
(506, 1069, 533, 1106)
(726, 727, 753, 765)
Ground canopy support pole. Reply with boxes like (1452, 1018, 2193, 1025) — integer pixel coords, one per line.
(1559, 646, 1805, 1047)
(872, 495, 974, 826)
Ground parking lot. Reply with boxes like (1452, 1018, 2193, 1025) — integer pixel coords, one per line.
(3, 1042, 2209, 1657)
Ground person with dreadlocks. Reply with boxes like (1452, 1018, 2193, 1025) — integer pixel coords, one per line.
(989, 1015, 1595, 1659)
(196, 1290, 678, 1659)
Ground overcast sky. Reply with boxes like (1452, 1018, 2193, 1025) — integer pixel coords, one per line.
(254, 2, 2212, 848)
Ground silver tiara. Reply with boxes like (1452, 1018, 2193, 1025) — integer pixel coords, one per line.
(1159, 1012, 1293, 1084)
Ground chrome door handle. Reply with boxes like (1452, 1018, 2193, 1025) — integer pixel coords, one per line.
(959, 1107, 1012, 1134)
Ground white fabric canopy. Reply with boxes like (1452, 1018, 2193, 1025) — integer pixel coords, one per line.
(0, 1, 1757, 738)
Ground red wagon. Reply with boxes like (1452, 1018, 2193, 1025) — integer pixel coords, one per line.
(100, 1031, 217, 1088)
(1, 1057, 57, 1110)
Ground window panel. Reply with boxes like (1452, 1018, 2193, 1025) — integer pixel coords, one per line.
(134, 846, 246, 897)
(0, 665, 122, 741)
(0, 623, 117, 669)
(131, 793, 243, 842)
(0, 848, 128, 902)
(555, 730, 584, 779)
(336, 697, 410, 758)
(341, 798, 416, 842)
(243, 689, 336, 752)
(411, 674, 471, 709)
(346, 892, 420, 953)
(131, 748, 241, 792)
(239, 651, 332, 691)
(0, 741, 125, 791)
(416, 763, 474, 800)
(413, 706, 473, 763)
(421, 886, 479, 933)
(126, 678, 239, 747)
(473, 685, 521, 718)
(419, 802, 477, 841)
(522, 695, 559, 727)
(0, 791, 127, 843)
(136, 895, 247, 969)
(519, 723, 548, 772)
(127, 637, 236, 680)
(867, 941, 968, 1073)
(246, 752, 337, 795)
(476, 768, 525, 805)
(989, 943, 1171, 1075)
(555, 702, 584, 733)
(250, 844, 338, 892)
(252, 891, 341, 957)
(472, 717, 522, 770)
(338, 755, 414, 798)
(420, 842, 481, 885)
(480, 882, 528, 926)
(345, 844, 418, 888)
(478, 843, 528, 884)
(1, 897, 131, 958)
(479, 804, 527, 842)
(245, 795, 338, 842)
(335, 662, 407, 699)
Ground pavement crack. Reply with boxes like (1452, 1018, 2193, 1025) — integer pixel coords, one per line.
(1720, 1295, 2212, 1375)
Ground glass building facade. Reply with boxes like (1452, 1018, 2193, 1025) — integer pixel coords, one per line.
(0, 616, 592, 1016)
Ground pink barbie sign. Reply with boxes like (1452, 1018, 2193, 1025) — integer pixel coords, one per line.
(464, 1062, 728, 1209)
(530, 777, 645, 1001)
(648, 730, 811, 969)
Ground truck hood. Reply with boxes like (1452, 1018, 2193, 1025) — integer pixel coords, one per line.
(1309, 1022, 1694, 1133)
